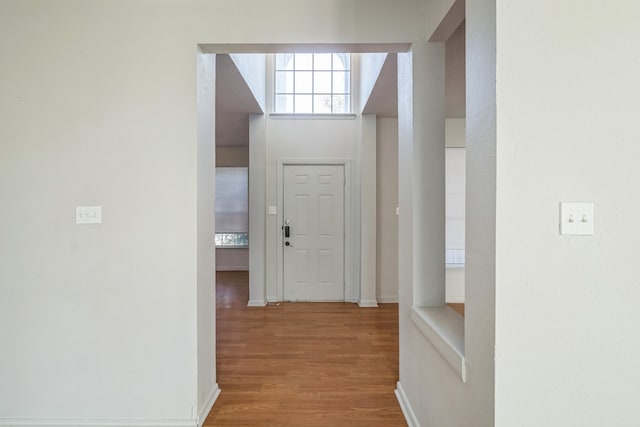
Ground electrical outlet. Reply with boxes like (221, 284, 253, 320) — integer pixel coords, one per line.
(76, 206, 102, 224)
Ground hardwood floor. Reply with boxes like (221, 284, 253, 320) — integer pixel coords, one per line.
(204, 271, 406, 426)
(447, 303, 465, 316)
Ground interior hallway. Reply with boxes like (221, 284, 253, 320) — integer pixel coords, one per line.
(205, 271, 406, 426)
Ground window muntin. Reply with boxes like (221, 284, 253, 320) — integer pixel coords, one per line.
(275, 53, 351, 114)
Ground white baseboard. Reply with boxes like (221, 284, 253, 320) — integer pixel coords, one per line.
(247, 299, 267, 307)
(0, 387, 221, 427)
(395, 381, 419, 427)
(358, 299, 379, 308)
(0, 418, 196, 427)
(445, 296, 465, 303)
(378, 295, 399, 303)
(197, 383, 221, 427)
(215, 267, 249, 271)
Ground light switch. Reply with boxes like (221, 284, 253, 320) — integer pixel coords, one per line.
(396, 207, 400, 216)
(76, 206, 102, 224)
(268, 206, 277, 215)
(560, 202, 593, 235)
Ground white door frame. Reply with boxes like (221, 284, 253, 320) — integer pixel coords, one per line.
(276, 159, 353, 302)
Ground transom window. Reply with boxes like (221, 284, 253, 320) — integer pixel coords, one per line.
(274, 53, 351, 114)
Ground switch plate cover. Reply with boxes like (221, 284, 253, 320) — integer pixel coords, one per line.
(560, 202, 593, 235)
(76, 206, 102, 224)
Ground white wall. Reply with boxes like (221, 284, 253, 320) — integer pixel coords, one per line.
(216, 249, 249, 271)
(360, 53, 388, 112)
(0, 2, 202, 421)
(0, 1, 427, 425)
(248, 113, 267, 305)
(216, 146, 249, 167)
(196, 53, 219, 421)
(376, 118, 399, 303)
(445, 21, 465, 118)
(495, 1, 640, 425)
(229, 54, 266, 112)
(264, 117, 361, 302)
(396, 0, 495, 425)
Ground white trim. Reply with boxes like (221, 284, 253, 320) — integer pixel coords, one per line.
(0, 419, 196, 427)
(357, 299, 379, 308)
(411, 306, 466, 382)
(445, 263, 465, 269)
(197, 384, 221, 427)
(269, 113, 357, 120)
(215, 267, 249, 271)
(276, 159, 353, 302)
(247, 299, 267, 307)
(377, 296, 399, 303)
(445, 296, 465, 303)
(395, 381, 419, 427)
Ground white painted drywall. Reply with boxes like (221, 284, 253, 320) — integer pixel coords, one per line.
(495, 1, 640, 425)
(0, 3, 202, 421)
(376, 118, 399, 303)
(360, 114, 378, 306)
(360, 53, 388, 112)
(445, 268, 465, 303)
(0, 0, 427, 424)
(229, 54, 266, 112)
(248, 114, 267, 306)
(215, 248, 249, 271)
(216, 146, 249, 167)
(196, 52, 219, 421)
(445, 22, 465, 118)
(265, 117, 361, 302)
(396, 0, 495, 425)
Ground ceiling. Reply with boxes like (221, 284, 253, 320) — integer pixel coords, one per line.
(362, 53, 398, 118)
(215, 54, 261, 147)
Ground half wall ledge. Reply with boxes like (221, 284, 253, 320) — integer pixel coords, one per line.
(411, 305, 466, 382)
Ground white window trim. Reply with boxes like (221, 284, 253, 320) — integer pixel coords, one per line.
(269, 113, 357, 120)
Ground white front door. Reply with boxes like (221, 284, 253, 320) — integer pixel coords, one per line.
(283, 164, 345, 301)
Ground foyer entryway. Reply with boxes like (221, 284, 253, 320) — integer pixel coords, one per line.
(206, 271, 406, 426)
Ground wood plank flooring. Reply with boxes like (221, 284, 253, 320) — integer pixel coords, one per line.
(204, 271, 407, 426)
(447, 303, 465, 316)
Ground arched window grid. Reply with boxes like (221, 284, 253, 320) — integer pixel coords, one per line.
(275, 53, 351, 114)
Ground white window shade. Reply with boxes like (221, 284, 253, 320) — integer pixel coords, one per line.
(215, 167, 248, 233)
(445, 148, 465, 265)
